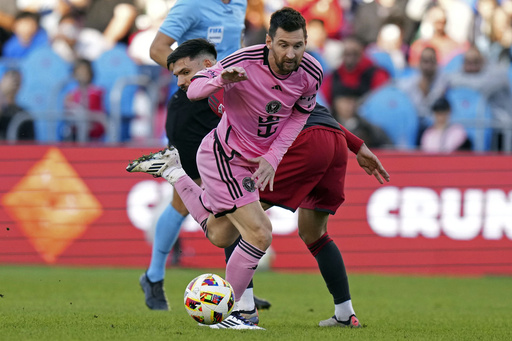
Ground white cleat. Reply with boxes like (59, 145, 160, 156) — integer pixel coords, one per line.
(126, 147, 182, 180)
(319, 314, 362, 328)
(208, 311, 265, 330)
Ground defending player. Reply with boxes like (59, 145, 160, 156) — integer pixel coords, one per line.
(210, 94, 389, 329)
(139, 0, 248, 312)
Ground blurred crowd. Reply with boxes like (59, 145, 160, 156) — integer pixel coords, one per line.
(0, 0, 511, 151)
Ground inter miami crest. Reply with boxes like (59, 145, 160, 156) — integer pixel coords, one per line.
(265, 100, 282, 114)
(242, 177, 256, 193)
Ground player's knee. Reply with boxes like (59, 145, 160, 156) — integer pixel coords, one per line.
(251, 227, 272, 250)
(298, 230, 324, 245)
(207, 230, 237, 248)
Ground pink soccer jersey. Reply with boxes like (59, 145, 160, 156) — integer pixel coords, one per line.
(187, 44, 323, 170)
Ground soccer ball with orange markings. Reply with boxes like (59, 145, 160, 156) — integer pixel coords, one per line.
(184, 273, 235, 325)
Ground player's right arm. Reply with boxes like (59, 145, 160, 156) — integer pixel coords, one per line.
(150, 32, 176, 69)
(187, 64, 247, 101)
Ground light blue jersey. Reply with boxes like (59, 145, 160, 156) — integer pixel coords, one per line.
(159, 0, 247, 60)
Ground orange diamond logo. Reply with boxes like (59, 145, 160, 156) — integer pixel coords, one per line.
(2, 147, 103, 263)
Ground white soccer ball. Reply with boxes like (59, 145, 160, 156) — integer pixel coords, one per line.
(183, 273, 235, 325)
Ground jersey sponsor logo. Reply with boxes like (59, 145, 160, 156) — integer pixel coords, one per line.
(271, 85, 282, 91)
(265, 100, 282, 114)
(257, 115, 280, 138)
(207, 26, 224, 44)
(242, 177, 256, 193)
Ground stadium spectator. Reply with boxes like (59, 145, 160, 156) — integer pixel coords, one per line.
(430, 45, 512, 130)
(78, 0, 138, 48)
(487, 5, 512, 63)
(470, 0, 500, 57)
(321, 36, 391, 108)
(353, 0, 415, 47)
(367, 23, 408, 76)
(420, 96, 472, 152)
(2, 11, 48, 59)
(408, 5, 467, 67)
(127, 0, 167, 66)
(51, 12, 108, 63)
(0, 0, 17, 56)
(243, 0, 267, 46)
(306, 18, 344, 73)
(286, 0, 344, 37)
(0, 69, 34, 140)
(63, 58, 106, 141)
(406, 0, 473, 46)
(332, 86, 392, 148)
(468, 0, 512, 63)
(397, 46, 442, 143)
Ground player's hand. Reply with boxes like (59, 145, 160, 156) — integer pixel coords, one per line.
(356, 143, 390, 184)
(221, 67, 248, 83)
(247, 157, 275, 192)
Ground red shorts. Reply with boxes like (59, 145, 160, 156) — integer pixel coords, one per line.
(259, 126, 348, 214)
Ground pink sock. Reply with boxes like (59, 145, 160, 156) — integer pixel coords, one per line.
(226, 239, 265, 305)
(174, 176, 209, 230)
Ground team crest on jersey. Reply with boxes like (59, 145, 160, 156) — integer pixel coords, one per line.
(265, 100, 282, 114)
(242, 177, 256, 193)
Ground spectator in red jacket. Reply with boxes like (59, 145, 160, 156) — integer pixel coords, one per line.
(64, 58, 106, 141)
(321, 36, 391, 107)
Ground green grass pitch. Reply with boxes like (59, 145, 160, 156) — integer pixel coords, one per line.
(1, 266, 511, 340)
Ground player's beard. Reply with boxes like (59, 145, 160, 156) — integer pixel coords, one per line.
(275, 57, 298, 74)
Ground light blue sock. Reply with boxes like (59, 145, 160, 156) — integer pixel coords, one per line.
(146, 204, 186, 282)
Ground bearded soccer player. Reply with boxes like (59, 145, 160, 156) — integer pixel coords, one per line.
(132, 8, 322, 330)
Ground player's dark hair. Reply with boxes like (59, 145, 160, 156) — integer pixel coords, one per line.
(268, 7, 307, 40)
(166, 38, 217, 70)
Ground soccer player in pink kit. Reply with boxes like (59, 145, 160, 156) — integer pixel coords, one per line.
(145, 8, 320, 329)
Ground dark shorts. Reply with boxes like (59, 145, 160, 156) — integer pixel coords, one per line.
(173, 139, 202, 180)
(259, 126, 348, 214)
(165, 90, 220, 180)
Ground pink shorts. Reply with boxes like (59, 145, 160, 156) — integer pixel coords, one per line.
(197, 130, 261, 217)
